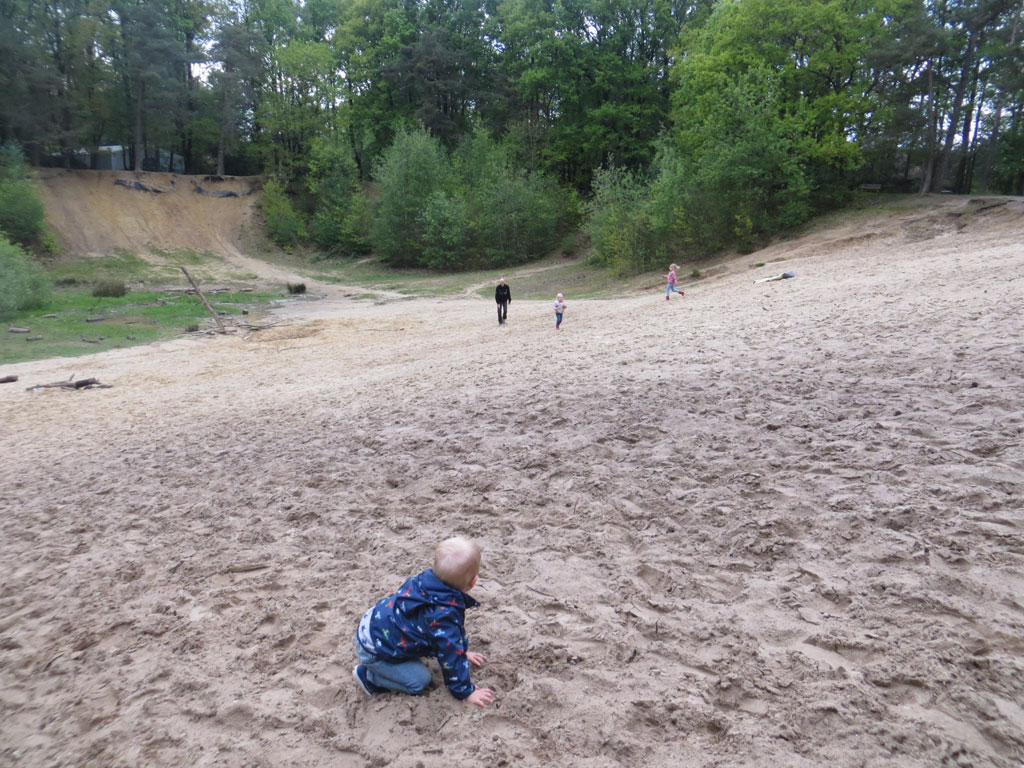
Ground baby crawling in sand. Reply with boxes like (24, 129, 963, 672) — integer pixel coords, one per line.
(353, 536, 494, 707)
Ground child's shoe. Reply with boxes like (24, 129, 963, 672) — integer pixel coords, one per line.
(666, 295, 670, 301)
(353, 665, 387, 695)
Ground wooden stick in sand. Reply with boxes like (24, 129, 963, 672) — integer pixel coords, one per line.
(180, 266, 226, 333)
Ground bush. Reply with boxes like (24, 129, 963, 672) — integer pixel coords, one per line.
(92, 280, 127, 298)
(419, 192, 472, 270)
(286, 282, 306, 294)
(307, 137, 372, 257)
(372, 128, 454, 266)
(261, 178, 306, 247)
(585, 166, 656, 275)
(457, 130, 561, 267)
(0, 235, 51, 316)
(0, 144, 45, 245)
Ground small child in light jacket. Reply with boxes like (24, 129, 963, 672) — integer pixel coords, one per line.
(553, 293, 567, 329)
(353, 537, 494, 708)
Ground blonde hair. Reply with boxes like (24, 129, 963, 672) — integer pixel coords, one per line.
(670, 263, 679, 271)
(433, 537, 481, 591)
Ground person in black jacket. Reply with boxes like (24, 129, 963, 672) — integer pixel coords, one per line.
(495, 278, 511, 325)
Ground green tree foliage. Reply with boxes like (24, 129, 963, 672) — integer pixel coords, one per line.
(372, 128, 562, 270)
(0, 144, 46, 244)
(585, 165, 655, 275)
(260, 178, 306, 247)
(495, 0, 708, 188)
(255, 38, 341, 178)
(419, 191, 472, 270)
(371, 128, 454, 266)
(306, 136, 371, 257)
(4, 0, 1024, 270)
(456, 130, 561, 266)
(0, 234, 51, 315)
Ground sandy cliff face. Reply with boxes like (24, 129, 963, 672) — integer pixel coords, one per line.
(33, 169, 262, 260)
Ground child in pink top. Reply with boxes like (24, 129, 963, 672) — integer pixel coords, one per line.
(663, 263, 685, 301)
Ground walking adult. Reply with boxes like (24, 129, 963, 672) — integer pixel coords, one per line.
(495, 278, 511, 325)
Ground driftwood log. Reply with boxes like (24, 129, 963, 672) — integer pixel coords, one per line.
(0, 375, 18, 384)
(180, 267, 226, 333)
(26, 377, 110, 391)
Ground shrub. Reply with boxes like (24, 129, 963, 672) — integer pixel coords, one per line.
(457, 130, 561, 267)
(286, 282, 306, 294)
(307, 137, 372, 257)
(92, 280, 127, 298)
(0, 144, 45, 244)
(585, 166, 656, 275)
(419, 192, 472, 270)
(372, 128, 454, 266)
(261, 178, 306, 247)
(0, 234, 51, 316)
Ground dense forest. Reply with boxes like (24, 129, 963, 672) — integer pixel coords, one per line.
(1, 0, 1023, 272)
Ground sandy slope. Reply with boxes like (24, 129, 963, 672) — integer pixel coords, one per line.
(1, 198, 1023, 768)
(35, 170, 260, 261)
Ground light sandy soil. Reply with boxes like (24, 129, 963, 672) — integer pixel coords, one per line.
(1, 197, 1023, 768)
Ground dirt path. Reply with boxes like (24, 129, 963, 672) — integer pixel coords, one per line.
(456, 259, 585, 299)
(1, 198, 1023, 768)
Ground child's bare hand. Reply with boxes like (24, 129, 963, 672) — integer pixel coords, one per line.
(466, 687, 494, 708)
(466, 651, 486, 667)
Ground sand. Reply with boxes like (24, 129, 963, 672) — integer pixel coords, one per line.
(1, 197, 1023, 767)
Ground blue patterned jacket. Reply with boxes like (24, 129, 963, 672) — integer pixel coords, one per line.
(356, 569, 479, 699)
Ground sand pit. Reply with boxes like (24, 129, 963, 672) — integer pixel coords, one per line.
(1, 198, 1023, 767)
(34, 170, 261, 260)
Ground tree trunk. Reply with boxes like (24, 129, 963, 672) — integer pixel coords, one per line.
(954, 58, 983, 193)
(134, 84, 144, 172)
(975, 0, 1024, 192)
(931, 30, 977, 193)
(217, 132, 225, 176)
(919, 61, 937, 194)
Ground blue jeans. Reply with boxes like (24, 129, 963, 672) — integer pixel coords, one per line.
(354, 638, 432, 695)
(666, 283, 684, 297)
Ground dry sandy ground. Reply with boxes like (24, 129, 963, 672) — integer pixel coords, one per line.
(1, 198, 1023, 768)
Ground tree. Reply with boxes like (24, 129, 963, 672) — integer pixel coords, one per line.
(109, 0, 190, 171)
(371, 127, 454, 265)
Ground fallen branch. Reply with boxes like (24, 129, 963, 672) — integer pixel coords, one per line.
(26, 377, 111, 391)
(235, 319, 285, 331)
(8, 326, 30, 333)
(0, 375, 18, 384)
(180, 267, 226, 333)
(223, 562, 271, 574)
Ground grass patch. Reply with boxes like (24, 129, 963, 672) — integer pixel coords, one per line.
(146, 245, 216, 266)
(43, 247, 232, 288)
(0, 287, 279, 364)
(45, 249, 160, 285)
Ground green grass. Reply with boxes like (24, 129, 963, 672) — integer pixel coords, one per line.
(1, 288, 278, 364)
(306, 254, 670, 301)
(43, 246, 228, 287)
(308, 258, 494, 297)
